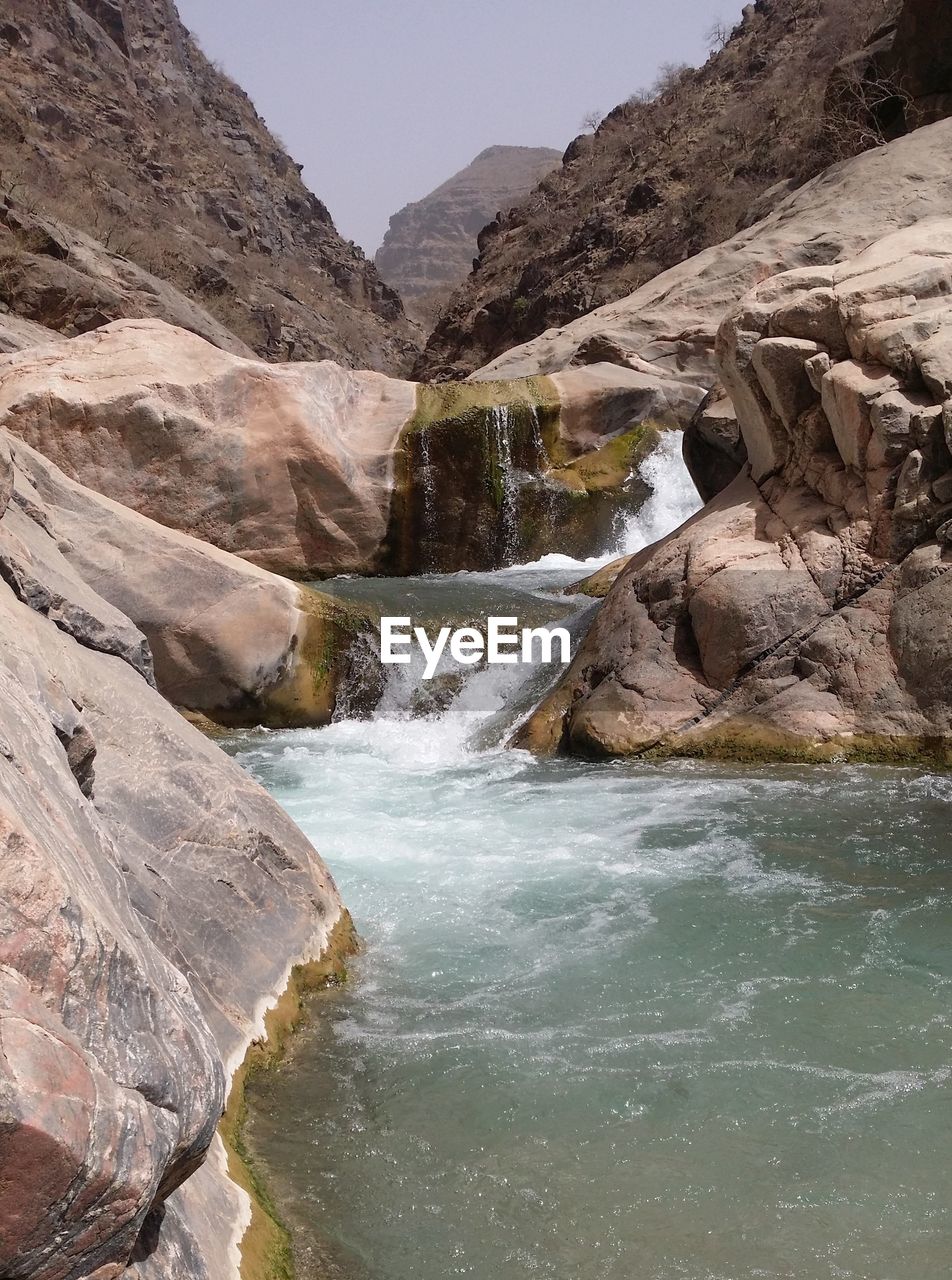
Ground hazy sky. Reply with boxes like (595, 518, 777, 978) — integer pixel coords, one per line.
(176, 1, 733, 256)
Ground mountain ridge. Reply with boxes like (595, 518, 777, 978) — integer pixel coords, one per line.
(375, 143, 559, 325)
(0, 0, 421, 372)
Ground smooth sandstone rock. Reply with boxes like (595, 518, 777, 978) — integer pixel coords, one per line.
(516, 220, 952, 763)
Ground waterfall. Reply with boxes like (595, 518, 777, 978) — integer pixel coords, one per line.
(332, 630, 383, 722)
(619, 429, 702, 555)
(416, 427, 438, 571)
(487, 404, 520, 564)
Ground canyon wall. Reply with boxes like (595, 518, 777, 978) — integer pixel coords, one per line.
(0, 423, 350, 1279)
(0, 0, 419, 371)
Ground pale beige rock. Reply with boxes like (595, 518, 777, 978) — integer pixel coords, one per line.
(821, 361, 900, 471)
(752, 337, 823, 430)
(8, 436, 361, 725)
(0, 449, 345, 1280)
(517, 220, 952, 763)
(0, 318, 417, 576)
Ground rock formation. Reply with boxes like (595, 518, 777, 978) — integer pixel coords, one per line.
(375, 145, 559, 324)
(470, 116, 952, 384)
(415, 0, 911, 379)
(0, 0, 419, 372)
(0, 418, 350, 1279)
(7, 434, 371, 726)
(0, 200, 256, 358)
(516, 219, 952, 763)
(0, 318, 700, 577)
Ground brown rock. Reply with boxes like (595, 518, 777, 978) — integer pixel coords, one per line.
(0, 0, 419, 372)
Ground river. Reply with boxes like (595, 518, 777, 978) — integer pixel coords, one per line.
(226, 436, 952, 1279)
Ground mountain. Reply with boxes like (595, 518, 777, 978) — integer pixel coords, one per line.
(375, 145, 560, 325)
(0, 0, 420, 372)
(414, 0, 907, 379)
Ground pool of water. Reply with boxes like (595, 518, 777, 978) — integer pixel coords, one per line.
(231, 675, 952, 1280)
(227, 440, 952, 1279)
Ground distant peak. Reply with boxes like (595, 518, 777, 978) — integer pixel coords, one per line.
(471, 144, 559, 164)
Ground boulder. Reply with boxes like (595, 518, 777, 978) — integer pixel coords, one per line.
(7, 435, 369, 726)
(682, 384, 746, 502)
(516, 220, 952, 763)
(0, 435, 347, 1278)
(0, 318, 416, 577)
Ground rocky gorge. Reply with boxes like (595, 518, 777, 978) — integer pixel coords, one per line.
(2, 0, 952, 1278)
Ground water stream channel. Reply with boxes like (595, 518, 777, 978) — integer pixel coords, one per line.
(226, 436, 952, 1279)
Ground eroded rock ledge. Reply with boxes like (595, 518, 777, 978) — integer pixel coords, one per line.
(517, 220, 952, 763)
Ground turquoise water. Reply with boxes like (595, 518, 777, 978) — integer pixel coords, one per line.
(234, 671, 952, 1280)
(231, 441, 952, 1279)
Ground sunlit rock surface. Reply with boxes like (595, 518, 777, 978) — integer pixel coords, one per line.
(517, 219, 952, 763)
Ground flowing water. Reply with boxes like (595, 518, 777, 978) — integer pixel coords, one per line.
(228, 440, 952, 1280)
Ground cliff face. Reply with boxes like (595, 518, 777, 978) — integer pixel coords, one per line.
(415, 0, 903, 379)
(375, 145, 559, 325)
(0, 0, 420, 372)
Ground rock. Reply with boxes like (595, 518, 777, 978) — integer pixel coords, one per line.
(820, 360, 900, 471)
(682, 384, 746, 502)
(0, 309, 62, 353)
(516, 220, 952, 763)
(375, 145, 559, 325)
(469, 119, 952, 388)
(831, 0, 952, 140)
(752, 337, 823, 430)
(8, 434, 370, 726)
(0, 319, 700, 576)
(0, 437, 346, 1277)
(0, 0, 419, 372)
(0, 318, 417, 577)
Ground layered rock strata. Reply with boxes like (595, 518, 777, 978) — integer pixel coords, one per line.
(375, 145, 559, 322)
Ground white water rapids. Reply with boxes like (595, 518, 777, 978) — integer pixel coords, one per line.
(227, 434, 952, 1280)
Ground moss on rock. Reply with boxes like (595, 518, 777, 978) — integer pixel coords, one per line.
(384, 379, 674, 573)
(220, 911, 360, 1280)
